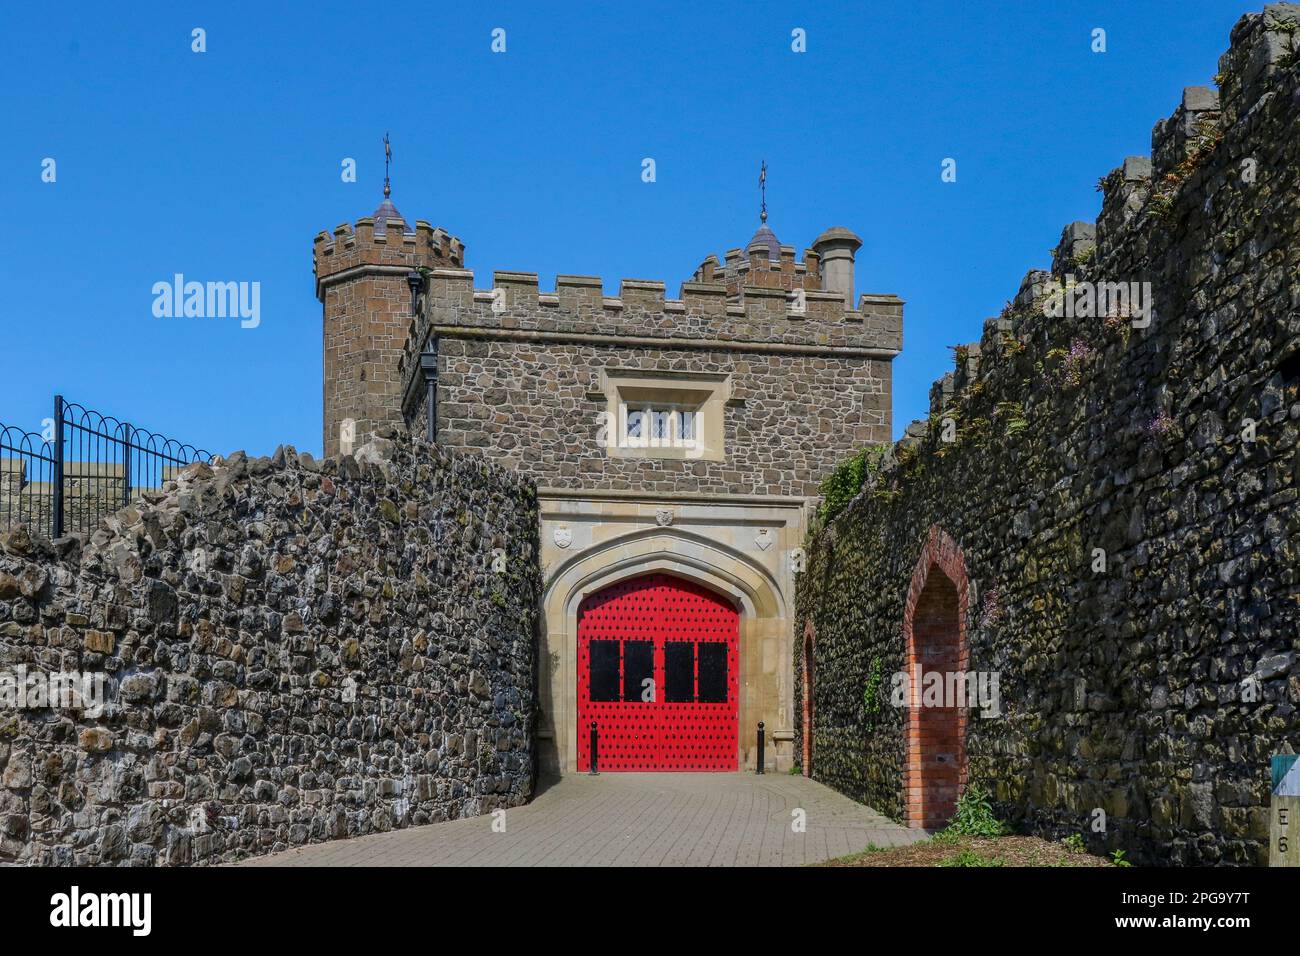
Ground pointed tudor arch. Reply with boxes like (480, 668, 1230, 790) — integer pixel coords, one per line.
(901, 524, 971, 829)
(801, 619, 816, 776)
(541, 525, 788, 773)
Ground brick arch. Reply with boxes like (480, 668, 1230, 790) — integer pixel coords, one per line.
(801, 620, 816, 776)
(902, 525, 970, 829)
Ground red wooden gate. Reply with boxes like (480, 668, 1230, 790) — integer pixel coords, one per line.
(576, 573, 739, 771)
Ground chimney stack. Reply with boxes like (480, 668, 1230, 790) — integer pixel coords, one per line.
(811, 227, 863, 306)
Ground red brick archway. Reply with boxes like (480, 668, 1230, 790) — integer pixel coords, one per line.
(801, 620, 816, 776)
(902, 525, 970, 829)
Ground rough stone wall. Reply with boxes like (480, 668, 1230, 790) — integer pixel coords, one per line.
(795, 4, 1300, 866)
(398, 270, 902, 497)
(0, 430, 540, 865)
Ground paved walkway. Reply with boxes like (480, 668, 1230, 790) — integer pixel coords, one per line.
(238, 772, 922, 867)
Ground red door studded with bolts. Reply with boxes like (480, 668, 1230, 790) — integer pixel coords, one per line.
(577, 573, 739, 771)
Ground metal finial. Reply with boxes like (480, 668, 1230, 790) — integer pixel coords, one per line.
(759, 160, 767, 223)
(383, 132, 392, 199)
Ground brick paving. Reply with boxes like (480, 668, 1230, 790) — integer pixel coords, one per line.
(237, 772, 922, 867)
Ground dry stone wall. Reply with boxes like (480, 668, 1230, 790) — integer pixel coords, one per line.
(0, 429, 540, 865)
(795, 4, 1300, 866)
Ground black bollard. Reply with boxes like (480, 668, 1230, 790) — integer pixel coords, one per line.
(756, 721, 765, 775)
(589, 720, 599, 775)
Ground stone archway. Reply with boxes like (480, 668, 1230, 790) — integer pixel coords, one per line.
(541, 526, 788, 775)
(801, 620, 816, 777)
(901, 525, 970, 829)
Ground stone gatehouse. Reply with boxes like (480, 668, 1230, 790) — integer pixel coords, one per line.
(314, 205, 902, 775)
(305, 2, 1300, 867)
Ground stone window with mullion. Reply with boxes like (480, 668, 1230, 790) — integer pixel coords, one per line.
(599, 370, 729, 462)
(621, 403, 698, 449)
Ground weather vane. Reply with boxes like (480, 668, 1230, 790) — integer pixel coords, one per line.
(759, 160, 767, 223)
(383, 133, 392, 199)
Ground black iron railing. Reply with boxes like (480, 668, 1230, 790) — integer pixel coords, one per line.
(0, 423, 57, 538)
(0, 395, 212, 539)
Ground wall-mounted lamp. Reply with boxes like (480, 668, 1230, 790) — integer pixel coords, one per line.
(407, 270, 427, 317)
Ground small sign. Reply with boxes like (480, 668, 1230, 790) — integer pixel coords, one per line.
(1270, 752, 1300, 867)
(1271, 753, 1299, 795)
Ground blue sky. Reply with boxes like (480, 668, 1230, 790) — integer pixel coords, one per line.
(0, 0, 1250, 457)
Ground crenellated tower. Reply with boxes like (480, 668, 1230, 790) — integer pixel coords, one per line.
(313, 195, 465, 457)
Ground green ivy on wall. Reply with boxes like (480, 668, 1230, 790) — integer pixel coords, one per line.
(863, 655, 884, 730)
(818, 445, 887, 523)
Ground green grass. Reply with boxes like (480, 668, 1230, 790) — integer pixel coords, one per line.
(939, 849, 1005, 867)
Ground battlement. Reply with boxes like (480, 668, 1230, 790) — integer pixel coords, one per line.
(396, 266, 904, 396)
(312, 215, 465, 299)
(869, 2, 1300, 489)
(691, 242, 823, 297)
(447, 268, 886, 316)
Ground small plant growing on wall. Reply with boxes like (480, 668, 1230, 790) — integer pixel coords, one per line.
(999, 332, 1027, 356)
(979, 586, 1003, 630)
(1145, 409, 1177, 441)
(1067, 245, 1096, 271)
(1148, 116, 1224, 224)
(994, 401, 1029, 436)
(1102, 311, 1133, 346)
(817, 449, 865, 523)
(1058, 339, 1096, 390)
(862, 655, 884, 730)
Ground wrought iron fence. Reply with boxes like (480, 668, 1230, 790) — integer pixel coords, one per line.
(0, 395, 212, 540)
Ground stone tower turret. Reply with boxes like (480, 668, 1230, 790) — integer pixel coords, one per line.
(313, 197, 464, 457)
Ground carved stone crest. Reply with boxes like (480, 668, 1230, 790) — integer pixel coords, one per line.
(553, 526, 572, 549)
(655, 508, 674, 527)
(755, 529, 773, 551)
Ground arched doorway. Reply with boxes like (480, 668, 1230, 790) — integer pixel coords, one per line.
(801, 620, 815, 776)
(540, 524, 789, 775)
(902, 526, 970, 829)
(576, 572, 739, 771)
